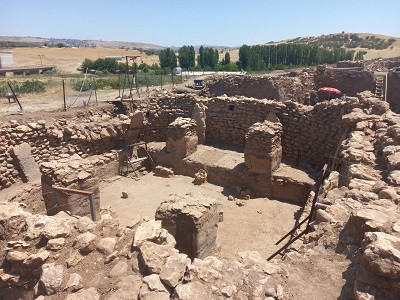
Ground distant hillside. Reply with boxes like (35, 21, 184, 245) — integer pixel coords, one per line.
(282, 33, 399, 50)
(0, 36, 164, 50)
(222, 33, 400, 64)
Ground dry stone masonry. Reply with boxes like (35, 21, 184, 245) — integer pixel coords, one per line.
(155, 194, 218, 260)
(245, 120, 283, 175)
(1, 64, 400, 299)
(166, 117, 198, 159)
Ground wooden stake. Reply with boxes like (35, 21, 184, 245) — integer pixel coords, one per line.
(7, 82, 22, 111)
(62, 79, 66, 111)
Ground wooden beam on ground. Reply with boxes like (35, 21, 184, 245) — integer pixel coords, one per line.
(52, 185, 93, 196)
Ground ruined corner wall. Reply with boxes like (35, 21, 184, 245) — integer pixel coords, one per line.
(140, 94, 198, 141)
(202, 74, 312, 103)
(0, 107, 127, 190)
(205, 97, 355, 166)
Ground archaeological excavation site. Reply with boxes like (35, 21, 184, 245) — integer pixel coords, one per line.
(1, 59, 400, 300)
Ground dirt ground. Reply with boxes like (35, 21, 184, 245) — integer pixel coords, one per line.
(100, 173, 301, 260)
(9, 47, 160, 73)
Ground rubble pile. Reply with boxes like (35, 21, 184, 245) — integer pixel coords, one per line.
(0, 200, 286, 299)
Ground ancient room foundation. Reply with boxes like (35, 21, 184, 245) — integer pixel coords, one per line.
(1, 63, 400, 299)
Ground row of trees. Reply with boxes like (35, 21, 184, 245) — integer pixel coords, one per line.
(81, 58, 127, 73)
(238, 44, 359, 71)
(159, 46, 234, 72)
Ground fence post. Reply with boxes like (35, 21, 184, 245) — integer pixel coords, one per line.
(161, 74, 163, 89)
(89, 194, 96, 221)
(62, 79, 66, 111)
(93, 79, 98, 106)
(7, 82, 23, 111)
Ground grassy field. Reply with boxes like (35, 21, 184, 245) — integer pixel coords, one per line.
(9, 47, 160, 73)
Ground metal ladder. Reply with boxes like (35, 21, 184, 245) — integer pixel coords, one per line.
(375, 72, 388, 101)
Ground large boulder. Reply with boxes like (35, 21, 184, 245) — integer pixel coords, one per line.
(66, 287, 100, 300)
(133, 220, 176, 248)
(172, 281, 208, 300)
(160, 253, 191, 288)
(39, 264, 65, 295)
(138, 274, 170, 300)
(139, 242, 178, 274)
(10, 142, 41, 182)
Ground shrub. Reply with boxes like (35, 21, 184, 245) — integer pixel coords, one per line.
(19, 80, 46, 93)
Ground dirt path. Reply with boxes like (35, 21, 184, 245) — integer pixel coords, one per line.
(100, 173, 300, 259)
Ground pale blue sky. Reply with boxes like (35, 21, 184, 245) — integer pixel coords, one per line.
(0, 0, 399, 47)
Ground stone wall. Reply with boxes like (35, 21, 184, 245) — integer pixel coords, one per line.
(202, 74, 313, 103)
(314, 66, 375, 96)
(387, 71, 400, 113)
(139, 93, 198, 141)
(205, 96, 354, 166)
(0, 107, 128, 190)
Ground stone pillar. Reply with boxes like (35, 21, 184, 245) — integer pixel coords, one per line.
(244, 120, 283, 175)
(155, 195, 218, 259)
(192, 103, 206, 144)
(125, 110, 144, 144)
(166, 117, 198, 158)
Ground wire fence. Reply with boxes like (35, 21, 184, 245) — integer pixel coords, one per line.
(0, 73, 188, 114)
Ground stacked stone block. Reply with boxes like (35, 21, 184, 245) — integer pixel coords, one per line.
(245, 120, 283, 175)
(166, 117, 198, 158)
(155, 195, 218, 259)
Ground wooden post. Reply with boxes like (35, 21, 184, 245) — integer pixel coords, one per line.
(62, 79, 66, 111)
(93, 79, 98, 106)
(7, 82, 22, 111)
(161, 74, 163, 89)
(89, 194, 96, 221)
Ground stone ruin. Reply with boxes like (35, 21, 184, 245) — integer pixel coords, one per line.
(1, 63, 400, 299)
(155, 194, 218, 260)
(244, 119, 283, 175)
(166, 117, 198, 158)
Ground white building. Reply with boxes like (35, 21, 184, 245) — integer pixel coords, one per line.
(0, 51, 14, 68)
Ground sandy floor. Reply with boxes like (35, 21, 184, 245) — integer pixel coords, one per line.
(100, 173, 301, 260)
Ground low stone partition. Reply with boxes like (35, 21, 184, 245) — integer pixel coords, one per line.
(0, 107, 129, 190)
(166, 117, 198, 159)
(155, 194, 218, 259)
(244, 120, 283, 175)
(39, 152, 114, 218)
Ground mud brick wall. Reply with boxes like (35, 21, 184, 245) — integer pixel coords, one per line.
(140, 94, 198, 141)
(202, 74, 312, 103)
(205, 97, 354, 166)
(314, 66, 375, 96)
(0, 107, 127, 190)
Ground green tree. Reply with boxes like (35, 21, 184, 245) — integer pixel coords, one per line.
(178, 45, 195, 68)
(198, 46, 205, 68)
(81, 58, 94, 71)
(223, 52, 231, 65)
(159, 48, 177, 70)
